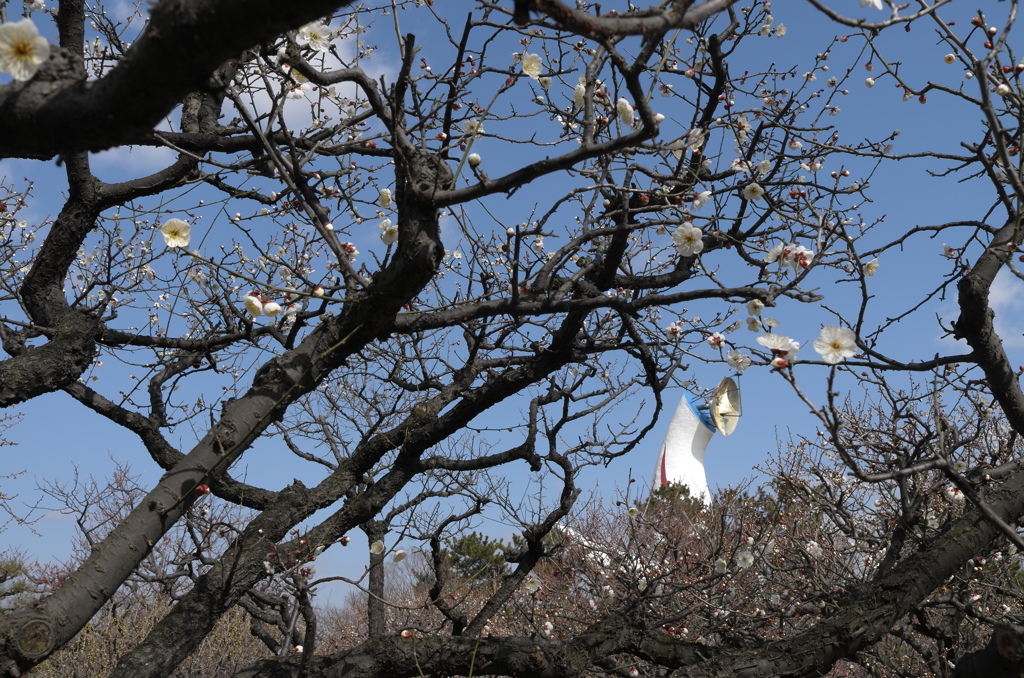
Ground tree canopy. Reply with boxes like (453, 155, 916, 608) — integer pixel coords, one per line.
(1, 0, 1024, 677)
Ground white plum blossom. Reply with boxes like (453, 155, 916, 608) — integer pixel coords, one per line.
(707, 332, 725, 349)
(741, 183, 765, 201)
(783, 245, 814, 269)
(730, 158, 752, 174)
(244, 294, 264, 317)
(813, 326, 858, 364)
(864, 258, 879, 277)
(369, 540, 385, 555)
(746, 317, 760, 332)
(286, 83, 312, 100)
(463, 119, 485, 139)
(262, 301, 282, 317)
(0, 18, 50, 81)
(733, 113, 751, 143)
(942, 243, 957, 258)
(746, 299, 764, 316)
(757, 334, 800, 366)
(672, 222, 704, 256)
(341, 242, 359, 260)
(766, 242, 814, 270)
(627, 506, 639, 518)
(692, 190, 712, 209)
(525, 575, 541, 593)
(380, 219, 398, 245)
(573, 82, 586, 108)
(945, 486, 966, 504)
(26, 0, 44, 11)
(806, 541, 824, 559)
(665, 322, 682, 340)
(187, 268, 207, 285)
(736, 551, 755, 569)
(860, 0, 883, 9)
(379, 188, 393, 209)
(297, 22, 333, 52)
(687, 127, 706, 150)
(714, 558, 728, 574)
(160, 218, 191, 248)
(540, 621, 554, 637)
(393, 549, 407, 562)
(616, 98, 634, 126)
(727, 350, 752, 373)
(669, 140, 685, 160)
(521, 53, 543, 80)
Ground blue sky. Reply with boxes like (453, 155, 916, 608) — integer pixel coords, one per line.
(1, 0, 1020, 601)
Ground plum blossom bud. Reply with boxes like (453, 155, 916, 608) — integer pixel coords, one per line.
(312, 286, 325, 297)
(467, 153, 481, 168)
(865, 77, 875, 88)
(262, 301, 282, 317)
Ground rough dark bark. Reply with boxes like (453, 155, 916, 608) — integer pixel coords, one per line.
(954, 624, 1024, 678)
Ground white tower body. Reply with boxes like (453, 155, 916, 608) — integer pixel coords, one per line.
(652, 395, 716, 503)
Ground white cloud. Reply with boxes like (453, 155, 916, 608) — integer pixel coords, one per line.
(989, 269, 1024, 350)
(89, 144, 178, 178)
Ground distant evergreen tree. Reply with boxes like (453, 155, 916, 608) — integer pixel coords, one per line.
(442, 532, 510, 584)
